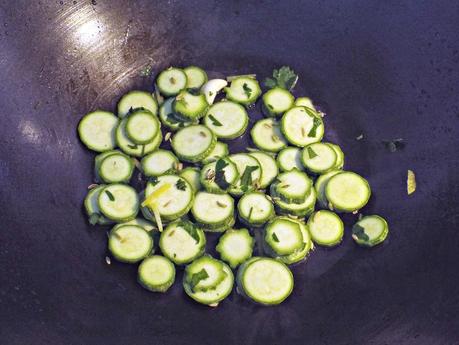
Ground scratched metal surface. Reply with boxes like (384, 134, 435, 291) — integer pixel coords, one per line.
(1, 1, 459, 344)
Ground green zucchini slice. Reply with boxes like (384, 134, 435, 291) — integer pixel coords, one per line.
(171, 125, 216, 163)
(179, 167, 201, 193)
(159, 97, 198, 131)
(184, 66, 208, 89)
(270, 169, 312, 204)
(141, 149, 179, 177)
(173, 90, 209, 120)
(248, 151, 279, 188)
(97, 151, 134, 183)
(204, 101, 248, 139)
(156, 67, 187, 96)
(325, 171, 371, 212)
(277, 147, 304, 172)
(262, 87, 294, 117)
(138, 255, 175, 292)
(216, 228, 254, 268)
(251, 118, 288, 152)
(84, 185, 114, 225)
(108, 225, 153, 263)
(200, 158, 239, 194)
(301, 143, 337, 174)
(264, 217, 304, 256)
(125, 110, 160, 144)
(201, 141, 229, 164)
(307, 210, 344, 246)
(314, 170, 341, 208)
(281, 106, 324, 147)
(117, 90, 158, 118)
(191, 191, 234, 230)
(78, 110, 119, 152)
(352, 215, 389, 247)
(272, 187, 316, 217)
(184, 255, 227, 292)
(116, 118, 162, 157)
(227, 153, 262, 196)
(98, 184, 139, 222)
(238, 192, 274, 226)
(224, 77, 261, 105)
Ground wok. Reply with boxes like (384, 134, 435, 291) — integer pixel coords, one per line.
(1, 1, 459, 344)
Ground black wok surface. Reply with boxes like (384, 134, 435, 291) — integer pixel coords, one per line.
(1, 1, 459, 344)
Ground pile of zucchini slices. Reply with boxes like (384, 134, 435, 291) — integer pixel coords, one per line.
(78, 65, 389, 306)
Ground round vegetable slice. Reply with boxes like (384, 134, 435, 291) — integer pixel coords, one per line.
(262, 87, 294, 117)
(251, 118, 288, 152)
(201, 141, 229, 164)
(277, 147, 304, 172)
(301, 143, 337, 174)
(270, 169, 312, 204)
(272, 187, 316, 217)
(200, 158, 239, 193)
(325, 171, 371, 212)
(184, 256, 227, 292)
(159, 220, 206, 265)
(216, 228, 254, 268)
(171, 125, 216, 163)
(238, 192, 274, 226)
(307, 210, 344, 246)
(314, 170, 341, 208)
(227, 153, 262, 196)
(117, 90, 158, 118)
(329, 143, 345, 170)
(78, 110, 118, 152)
(184, 259, 234, 306)
(108, 225, 153, 263)
(281, 106, 324, 147)
(352, 215, 389, 247)
(98, 184, 139, 222)
(264, 217, 304, 256)
(191, 192, 234, 230)
(141, 149, 179, 177)
(179, 167, 201, 193)
(204, 101, 248, 139)
(159, 97, 197, 131)
(277, 219, 313, 265)
(248, 151, 278, 188)
(157, 67, 187, 96)
(84, 185, 114, 225)
(294, 97, 315, 110)
(237, 257, 293, 305)
(224, 77, 261, 105)
(184, 66, 208, 89)
(125, 110, 160, 144)
(173, 90, 208, 120)
(116, 118, 162, 157)
(138, 255, 175, 292)
(98, 151, 134, 183)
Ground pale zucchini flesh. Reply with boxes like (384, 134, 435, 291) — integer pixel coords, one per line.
(201, 141, 229, 164)
(191, 191, 234, 228)
(262, 87, 294, 117)
(78, 110, 118, 152)
(138, 255, 175, 292)
(171, 125, 216, 163)
(307, 210, 344, 246)
(227, 153, 262, 196)
(141, 150, 179, 177)
(216, 228, 254, 268)
(281, 106, 324, 147)
(157, 68, 187, 96)
(117, 90, 158, 118)
(108, 225, 153, 263)
(238, 192, 274, 226)
(325, 171, 371, 212)
(248, 151, 279, 188)
(301, 143, 337, 174)
(264, 217, 304, 256)
(116, 118, 162, 157)
(98, 184, 139, 222)
(225, 77, 261, 105)
(184, 66, 208, 89)
(125, 110, 160, 144)
(251, 118, 288, 152)
(277, 147, 304, 172)
(204, 101, 248, 139)
(352, 215, 389, 247)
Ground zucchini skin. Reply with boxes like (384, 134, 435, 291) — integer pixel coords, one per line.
(216, 228, 254, 268)
(108, 225, 153, 263)
(137, 256, 176, 293)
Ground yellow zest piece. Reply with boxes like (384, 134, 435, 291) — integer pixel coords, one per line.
(141, 183, 171, 207)
(407, 170, 416, 195)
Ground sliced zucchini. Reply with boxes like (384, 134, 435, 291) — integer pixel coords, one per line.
(294, 97, 315, 110)
(204, 101, 248, 139)
(173, 90, 208, 120)
(271, 169, 312, 204)
(94, 150, 120, 182)
(201, 141, 229, 164)
(183, 259, 234, 306)
(227, 153, 262, 196)
(116, 118, 162, 157)
(108, 225, 153, 263)
(325, 171, 371, 212)
(281, 106, 324, 147)
(200, 79, 228, 105)
(138, 255, 175, 292)
(159, 220, 206, 265)
(84, 185, 114, 225)
(117, 90, 158, 118)
(277, 219, 313, 265)
(159, 98, 197, 131)
(264, 217, 304, 256)
(301, 143, 337, 174)
(98, 184, 139, 222)
(184, 255, 227, 292)
(125, 110, 160, 144)
(144, 174, 194, 222)
(224, 77, 261, 105)
(307, 210, 344, 246)
(171, 125, 216, 163)
(329, 143, 344, 170)
(216, 228, 254, 268)
(237, 257, 293, 305)
(262, 87, 294, 117)
(78, 110, 118, 152)
(251, 118, 288, 152)
(98, 151, 134, 183)
(277, 147, 304, 172)
(352, 215, 389, 247)
(113, 218, 156, 232)
(179, 167, 201, 193)
(156, 67, 187, 96)
(191, 192, 234, 230)
(184, 66, 208, 89)
(272, 187, 316, 217)
(238, 192, 274, 226)
(200, 158, 239, 194)
(248, 151, 279, 188)
(141, 150, 179, 177)
(314, 170, 341, 208)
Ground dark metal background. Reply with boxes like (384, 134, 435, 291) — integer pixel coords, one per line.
(1, 1, 459, 344)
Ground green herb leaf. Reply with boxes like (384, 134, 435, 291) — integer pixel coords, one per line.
(383, 138, 404, 152)
(88, 213, 100, 225)
(240, 165, 259, 192)
(263, 66, 298, 90)
(179, 220, 200, 243)
(243, 83, 252, 98)
(308, 116, 322, 137)
(307, 147, 318, 159)
(175, 179, 187, 191)
(352, 224, 369, 242)
(189, 268, 209, 291)
(272, 232, 280, 243)
(149, 176, 159, 186)
(248, 207, 254, 221)
(214, 159, 230, 190)
(127, 143, 138, 149)
(208, 114, 223, 127)
(105, 190, 115, 201)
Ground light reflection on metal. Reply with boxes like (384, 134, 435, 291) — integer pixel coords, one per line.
(75, 19, 101, 45)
